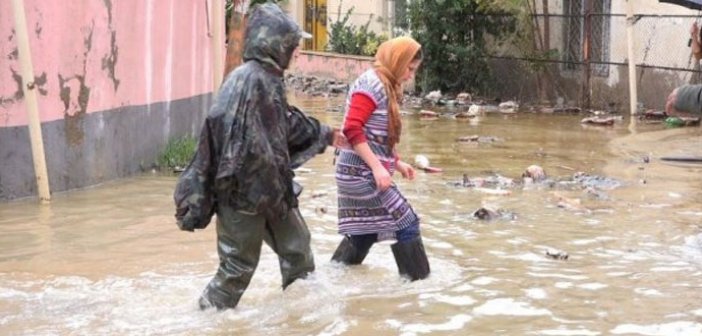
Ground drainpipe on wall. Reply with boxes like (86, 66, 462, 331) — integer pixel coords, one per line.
(387, 0, 395, 38)
(11, 0, 51, 203)
(626, 0, 638, 117)
(210, 0, 225, 94)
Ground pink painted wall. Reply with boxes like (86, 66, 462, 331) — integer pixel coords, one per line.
(0, 0, 218, 128)
(290, 50, 373, 83)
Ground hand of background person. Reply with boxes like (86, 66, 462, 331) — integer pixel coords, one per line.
(396, 160, 416, 181)
(665, 88, 679, 116)
(331, 128, 351, 149)
(665, 88, 696, 118)
(692, 22, 702, 60)
(372, 166, 392, 191)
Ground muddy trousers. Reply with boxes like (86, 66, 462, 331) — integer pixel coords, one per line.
(331, 230, 430, 281)
(199, 206, 315, 310)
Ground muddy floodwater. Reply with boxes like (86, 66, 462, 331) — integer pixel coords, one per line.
(1, 96, 702, 335)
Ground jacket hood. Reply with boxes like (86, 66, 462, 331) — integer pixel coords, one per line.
(243, 3, 304, 72)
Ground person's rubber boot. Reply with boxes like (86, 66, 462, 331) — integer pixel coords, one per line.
(391, 236, 430, 281)
(265, 208, 316, 290)
(198, 283, 244, 311)
(331, 234, 375, 265)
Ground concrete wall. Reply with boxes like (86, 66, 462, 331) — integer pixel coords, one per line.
(327, 0, 390, 35)
(290, 50, 374, 83)
(284, 0, 391, 37)
(0, 1, 221, 200)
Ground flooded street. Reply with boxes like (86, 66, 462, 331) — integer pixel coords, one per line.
(2, 96, 702, 335)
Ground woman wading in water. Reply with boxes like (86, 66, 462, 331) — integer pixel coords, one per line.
(331, 36, 430, 281)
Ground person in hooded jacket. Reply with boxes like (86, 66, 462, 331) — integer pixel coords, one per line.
(173, 3, 347, 310)
(666, 84, 702, 117)
(331, 36, 430, 281)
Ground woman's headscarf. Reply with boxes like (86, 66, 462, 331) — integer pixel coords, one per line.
(373, 36, 422, 149)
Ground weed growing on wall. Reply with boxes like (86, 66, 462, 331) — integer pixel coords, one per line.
(157, 136, 197, 170)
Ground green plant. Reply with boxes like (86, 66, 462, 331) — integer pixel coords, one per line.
(407, 0, 514, 95)
(327, 2, 387, 56)
(157, 136, 198, 169)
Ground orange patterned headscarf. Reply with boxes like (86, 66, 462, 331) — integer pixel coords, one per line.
(373, 36, 421, 149)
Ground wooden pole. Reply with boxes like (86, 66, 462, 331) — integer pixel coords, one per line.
(211, 0, 225, 93)
(626, 0, 638, 116)
(581, 0, 592, 109)
(11, 0, 51, 203)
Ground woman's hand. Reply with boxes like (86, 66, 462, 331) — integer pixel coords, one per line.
(396, 160, 416, 181)
(331, 128, 351, 149)
(665, 88, 678, 116)
(372, 166, 392, 191)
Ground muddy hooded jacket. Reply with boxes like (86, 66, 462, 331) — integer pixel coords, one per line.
(174, 3, 332, 231)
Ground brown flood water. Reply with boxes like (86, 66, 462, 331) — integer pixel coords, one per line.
(1, 95, 702, 335)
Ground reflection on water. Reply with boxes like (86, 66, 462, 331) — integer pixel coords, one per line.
(1, 96, 702, 335)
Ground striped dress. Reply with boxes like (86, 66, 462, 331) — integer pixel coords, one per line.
(336, 69, 419, 241)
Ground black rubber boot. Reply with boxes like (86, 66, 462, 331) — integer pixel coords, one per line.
(263, 208, 315, 290)
(391, 236, 430, 281)
(331, 234, 376, 265)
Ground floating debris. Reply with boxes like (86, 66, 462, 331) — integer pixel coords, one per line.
(640, 109, 667, 120)
(581, 116, 616, 125)
(545, 248, 569, 260)
(425, 90, 442, 102)
(419, 109, 439, 117)
(413, 154, 443, 173)
(472, 205, 517, 220)
(572, 172, 621, 190)
(456, 135, 501, 144)
(499, 101, 519, 114)
(473, 187, 511, 196)
(522, 165, 546, 181)
(665, 117, 701, 127)
(456, 92, 472, 105)
(454, 112, 476, 119)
